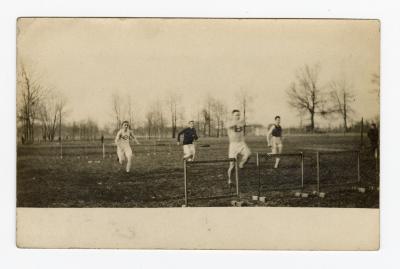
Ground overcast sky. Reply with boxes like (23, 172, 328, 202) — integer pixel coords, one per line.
(17, 18, 380, 128)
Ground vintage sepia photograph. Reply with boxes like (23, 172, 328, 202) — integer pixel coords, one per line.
(16, 18, 380, 210)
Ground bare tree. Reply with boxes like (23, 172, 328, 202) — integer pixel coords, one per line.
(329, 78, 356, 133)
(56, 94, 68, 141)
(154, 100, 166, 139)
(286, 64, 328, 132)
(196, 109, 202, 134)
(79, 121, 86, 140)
(37, 91, 67, 142)
(235, 88, 253, 135)
(203, 95, 214, 136)
(144, 100, 165, 139)
(201, 109, 211, 136)
(84, 119, 99, 140)
(38, 102, 49, 141)
(38, 94, 56, 141)
(110, 93, 140, 134)
(111, 93, 122, 131)
(71, 121, 79, 140)
(144, 111, 155, 139)
(211, 98, 227, 138)
(126, 96, 134, 128)
(125, 94, 142, 129)
(165, 91, 182, 138)
(17, 64, 45, 143)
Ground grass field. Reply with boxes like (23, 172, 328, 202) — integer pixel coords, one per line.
(17, 134, 379, 208)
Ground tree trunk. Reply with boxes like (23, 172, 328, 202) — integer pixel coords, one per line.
(59, 111, 62, 142)
(360, 118, 364, 147)
(30, 119, 35, 143)
(172, 126, 176, 139)
(172, 105, 177, 138)
(310, 112, 315, 132)
(343, 103, 348, 133)
(243, 106, 246, 136)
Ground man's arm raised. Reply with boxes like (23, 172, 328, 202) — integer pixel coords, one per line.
(226, 120, 237, 129)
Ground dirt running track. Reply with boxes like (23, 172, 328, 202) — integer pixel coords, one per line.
(17, 135, 379, 208)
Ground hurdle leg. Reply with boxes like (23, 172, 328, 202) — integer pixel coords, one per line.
(316, 152, 320, 193)
(102, 143, 105, 159)
(184, 160, 188, 206)
(301, 152, 304, 189)
(375, 149, 379, 186)
(357, 151, 361, 183)
(235, 158, 239, 197)
(257, 153, 261, 197)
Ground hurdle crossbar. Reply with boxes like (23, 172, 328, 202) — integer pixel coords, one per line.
(258, 152, 304, 158)
(318, 149, 360, 155)
(185, 158, 236, 164)
(257, 153, 261, 197)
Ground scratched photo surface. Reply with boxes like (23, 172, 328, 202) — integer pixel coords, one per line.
(17, 18, 380, 209)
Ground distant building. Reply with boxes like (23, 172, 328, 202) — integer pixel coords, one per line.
(246, 124, 265, 136)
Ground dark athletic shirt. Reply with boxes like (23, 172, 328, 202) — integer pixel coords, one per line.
(367, 128, 379, 147)
(272, 125, 282, 137)
(177, 128, 199, 145)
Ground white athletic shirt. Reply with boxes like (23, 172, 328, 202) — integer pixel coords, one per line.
(227, 120, 245, 143)
(115, 129, 132, 147)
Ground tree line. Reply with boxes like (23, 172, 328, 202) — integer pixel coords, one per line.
(109, 89, 253, 139)
(17, 62, 379, 144)
(17, 64, 105, 144)
(17, 64, 67, 144)
(287, 64, 379, 132)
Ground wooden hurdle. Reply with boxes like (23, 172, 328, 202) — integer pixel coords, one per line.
(183, 158, 238, 207)
(315, 150, 361, 194)
(256, 152, 304, 195)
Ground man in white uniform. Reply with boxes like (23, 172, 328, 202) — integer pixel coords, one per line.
(115, 121, 140, 173)
(227, 109, 251, 185)
(267, 115, 283, 168)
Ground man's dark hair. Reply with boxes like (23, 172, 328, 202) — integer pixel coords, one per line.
(188, 120, 194, 124)
(232, 109, 240, 114)
(122, 120, 129, 126)
(371, 123, 377, 128)
(275, 115, 281, 120)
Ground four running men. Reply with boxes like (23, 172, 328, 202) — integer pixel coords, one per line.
(114, 113, 284, 179)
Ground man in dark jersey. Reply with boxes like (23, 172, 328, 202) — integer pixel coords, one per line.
(367, 123, 379, 159)
(267, 115, 283, 168)
(177, 120, 199, 162)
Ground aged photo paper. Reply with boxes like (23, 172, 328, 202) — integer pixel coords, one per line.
(16, 18, 380, 249)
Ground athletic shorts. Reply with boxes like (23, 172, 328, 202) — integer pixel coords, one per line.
(229, 141, 251, 159)
(271, 136, 283, 153)
(183, 144, 195, 157)
(117, 143, 132, 160)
